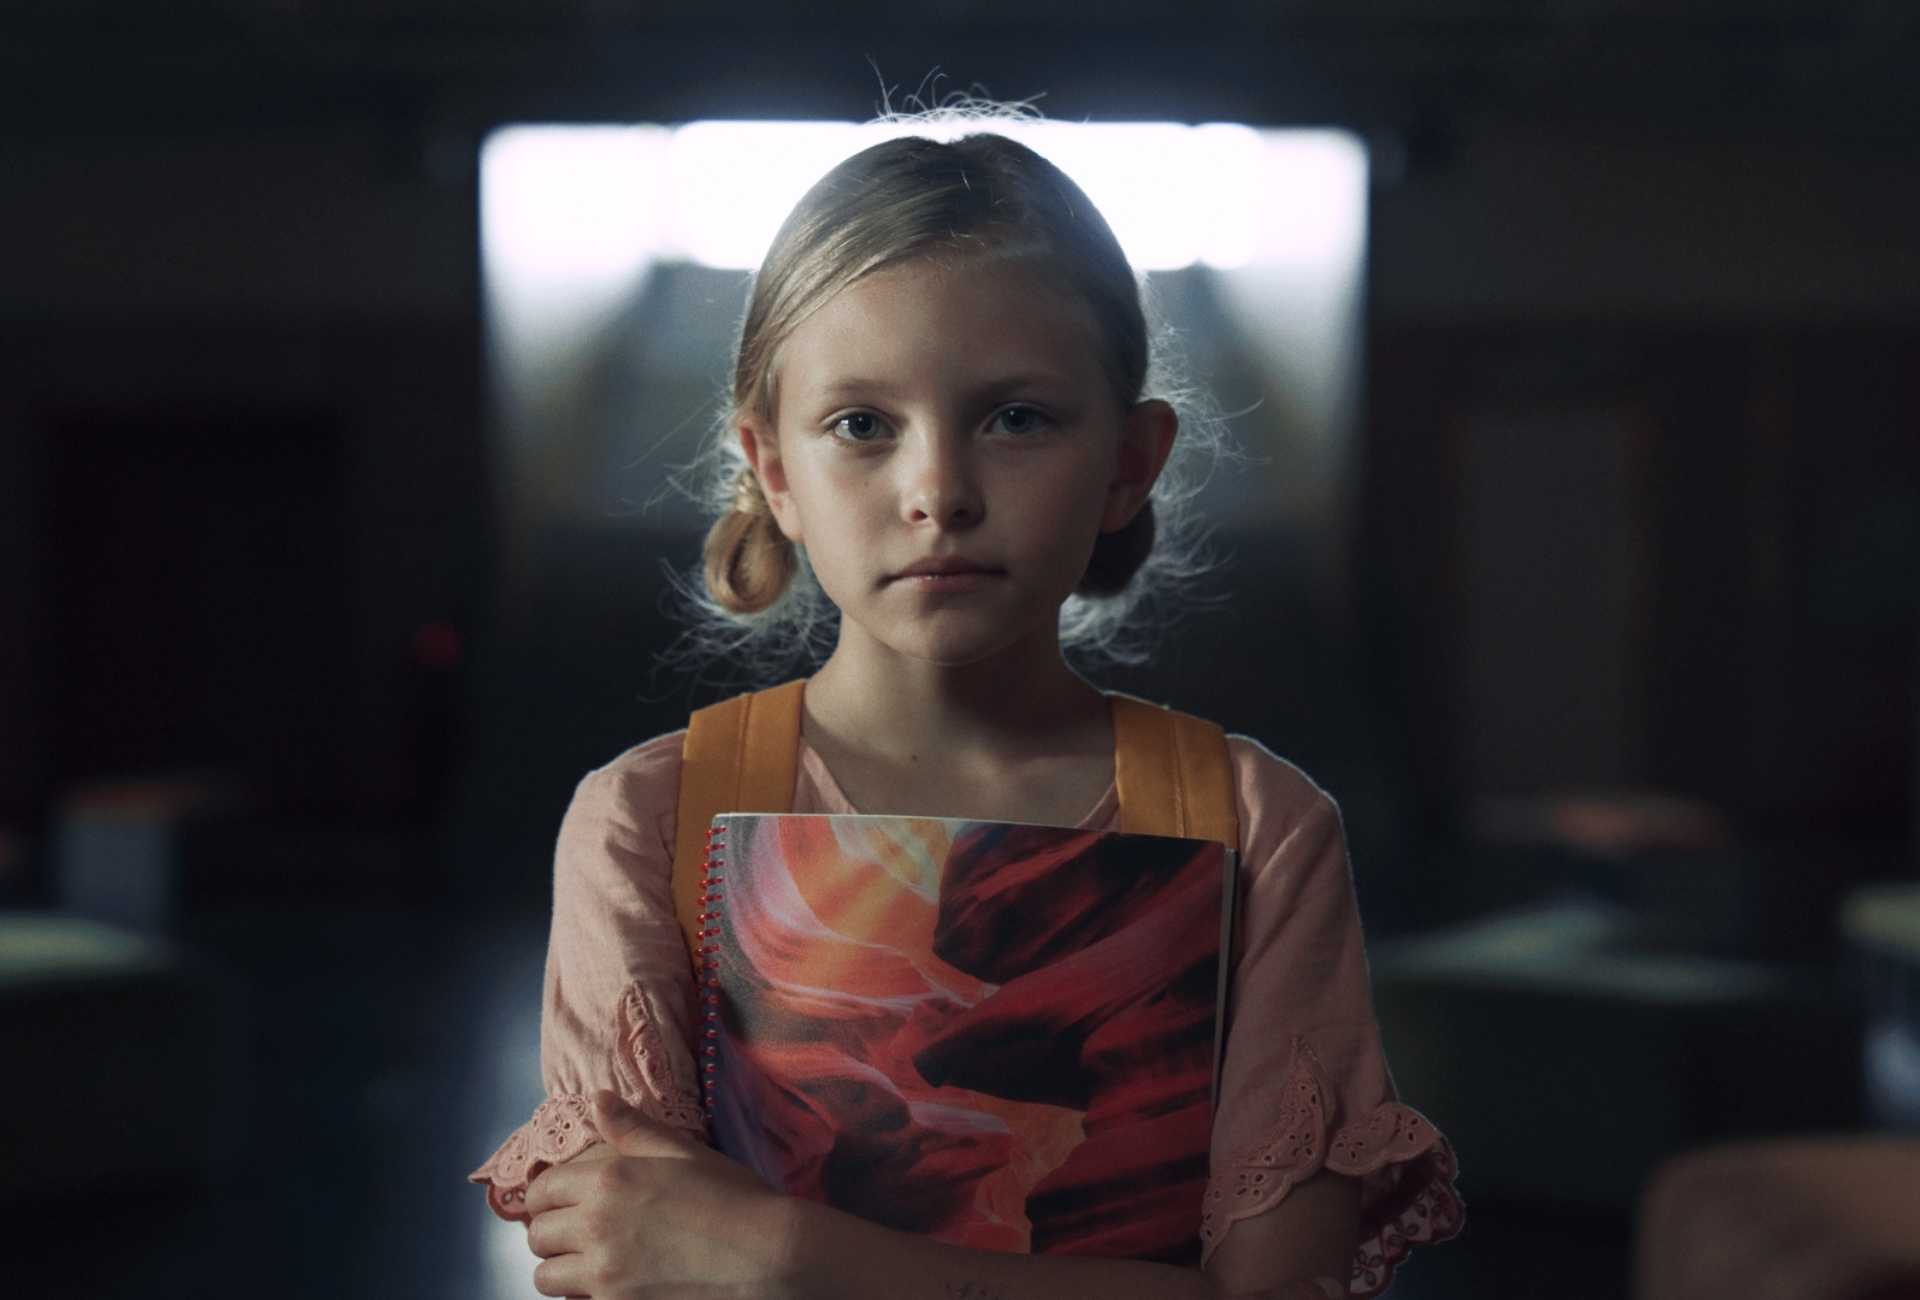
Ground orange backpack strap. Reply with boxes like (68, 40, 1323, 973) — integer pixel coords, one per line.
(671, 683, 1237, 968)
(671, 679, 806, 969)
(1109, 693, 1240, 853)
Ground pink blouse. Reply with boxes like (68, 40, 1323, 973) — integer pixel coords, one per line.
(470, 725, 1463, 1295)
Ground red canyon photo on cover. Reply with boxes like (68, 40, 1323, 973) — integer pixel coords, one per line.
(703, 813, 1234, 1265)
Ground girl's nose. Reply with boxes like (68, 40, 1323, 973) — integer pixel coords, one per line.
(901, 435, 984, 529)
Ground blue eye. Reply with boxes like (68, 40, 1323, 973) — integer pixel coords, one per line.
(991, 405, 1052, 436)
(831, 412, 888, 442)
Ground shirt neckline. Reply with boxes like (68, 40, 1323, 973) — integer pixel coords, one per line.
(794, 737, 1121, 831)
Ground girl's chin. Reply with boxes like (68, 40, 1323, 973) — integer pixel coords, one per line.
(825, 594, 1067, 670)
(869, 624, 1053, 670)
(891, 638, 1026, 669)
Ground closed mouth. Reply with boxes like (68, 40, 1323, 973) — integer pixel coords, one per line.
(890, 559, 1005, 581)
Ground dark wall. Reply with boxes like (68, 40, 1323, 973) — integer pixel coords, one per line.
(1, 126, 488, 834)
(3, 9, 1916, 914)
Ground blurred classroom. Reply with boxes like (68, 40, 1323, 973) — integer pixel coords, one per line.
(3, 4, 1918, 1298)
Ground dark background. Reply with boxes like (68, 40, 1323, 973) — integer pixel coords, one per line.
(2, 3, 1917, 1298)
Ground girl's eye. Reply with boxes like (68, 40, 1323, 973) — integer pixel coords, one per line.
(990, 405, 1052, 436)
(829, 412, 889, 442)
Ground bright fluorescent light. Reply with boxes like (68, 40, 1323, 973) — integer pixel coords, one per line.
(481, 120, 1366, 283)
(481, 125, 669, 291)
(1252, 131, 1370, 271)
(663, 121, 866, 271)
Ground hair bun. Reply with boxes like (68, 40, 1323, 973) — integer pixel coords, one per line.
(733, 470, 769, 514)
(703, 486, 796, 615)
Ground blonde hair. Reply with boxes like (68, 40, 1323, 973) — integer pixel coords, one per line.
(671, 121, 1228, 681)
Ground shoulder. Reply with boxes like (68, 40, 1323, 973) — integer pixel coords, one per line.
(1115, 695, 1343, 858)
(581, 728, 688, 801)
(560, 728, 689, 853)
(547, 731, 695, 952)
(1221, 732, 1349, 885)
(1223, 732, 1342, 836)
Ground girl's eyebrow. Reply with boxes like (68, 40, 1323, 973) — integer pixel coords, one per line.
(809, 371, 1077, 403)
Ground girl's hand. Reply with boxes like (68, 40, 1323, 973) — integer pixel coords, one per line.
(523, 1090, 797, 1299)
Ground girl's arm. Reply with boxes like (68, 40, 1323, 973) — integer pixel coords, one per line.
(523, 1096, 1356, 1300)
(469, 739, 709, 1218)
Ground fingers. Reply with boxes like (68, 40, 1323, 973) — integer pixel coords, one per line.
(528, 1139, 677, 1220)
(524, 1160, 590, 1217)
(531, 1248, 591, 1299)
(525, 1204, 586, 1260)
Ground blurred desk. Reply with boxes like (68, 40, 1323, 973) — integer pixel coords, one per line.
(1372, 901, 1863, 1210)
(0, 912, 242, 1204)
(1842, 884, 1920, 1131)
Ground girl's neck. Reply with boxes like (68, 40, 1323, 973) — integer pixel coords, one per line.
(803, 629, 1109, 767)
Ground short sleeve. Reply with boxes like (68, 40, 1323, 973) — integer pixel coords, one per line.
(467, 732, 708, 1222)
(1201, 738, 1464, 1295)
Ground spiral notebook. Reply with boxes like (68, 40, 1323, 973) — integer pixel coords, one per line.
(694, 812, 1237, 1265)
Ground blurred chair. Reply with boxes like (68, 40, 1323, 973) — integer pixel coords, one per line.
(55, 772, 431, 931)
(55, 774, 247, 932)
(1635, 1137, 1920, 1300)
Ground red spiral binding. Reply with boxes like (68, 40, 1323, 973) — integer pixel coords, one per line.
(699, 822, 727, 1121)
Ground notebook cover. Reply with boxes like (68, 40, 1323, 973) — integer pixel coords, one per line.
(699, 813, 1236, 1265)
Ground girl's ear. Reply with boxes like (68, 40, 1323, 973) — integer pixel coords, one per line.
(738, 417, 803, 543)
(1101, 398, 1179, 533)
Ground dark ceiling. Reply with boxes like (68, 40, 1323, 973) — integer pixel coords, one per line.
(4, 1, 1917, 150)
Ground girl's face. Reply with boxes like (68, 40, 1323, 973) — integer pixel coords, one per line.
(741, 256, 1174, 669)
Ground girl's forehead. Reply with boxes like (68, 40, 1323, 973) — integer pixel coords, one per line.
(776, 257, 1105, 387)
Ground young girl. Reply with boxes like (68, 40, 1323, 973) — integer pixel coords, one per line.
(471, 125, 1462, 1299)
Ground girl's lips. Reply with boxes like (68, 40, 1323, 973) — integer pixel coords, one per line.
(890, 557, 1003, 580)
(894, 570, 1003, 593)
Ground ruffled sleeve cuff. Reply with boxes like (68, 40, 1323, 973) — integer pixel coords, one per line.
(469, 1094, 603, 1221)
(1200, 1037, 1465, 1296)
(469, 1088, 710, 1222)
(469, 984, 709, 1222)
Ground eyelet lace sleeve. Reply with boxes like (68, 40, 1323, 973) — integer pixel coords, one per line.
(470, 983, 707, 1220)
(469, 738, 703, 1222)
(470, 1094, 599, 1219)
(1199, 1037, 1464, 1296)
(1202, 744, 1466, 1294)
(606, 982, 707, 1132)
